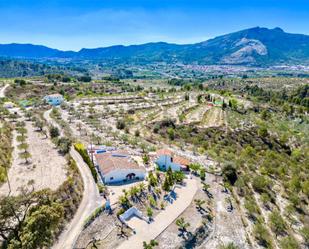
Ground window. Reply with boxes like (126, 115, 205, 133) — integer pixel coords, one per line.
(110, 177, 114, 180)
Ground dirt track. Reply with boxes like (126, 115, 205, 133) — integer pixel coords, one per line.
(43, 109, 103, 249)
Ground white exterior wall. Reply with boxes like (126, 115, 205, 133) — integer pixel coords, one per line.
(119, 207, 145, 222)
(103, 169, 146, 184)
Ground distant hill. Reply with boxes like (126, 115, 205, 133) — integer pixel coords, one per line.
(0, 27, 308, 66)
(0, 59, 55, 77)
(0, 58, 87, 78)
(191, 27, 309, 65)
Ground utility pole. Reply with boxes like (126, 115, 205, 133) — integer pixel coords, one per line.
(90, 139, 94, 165)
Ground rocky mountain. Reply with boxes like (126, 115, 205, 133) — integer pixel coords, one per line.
(0, 27, 308, 66)
(191, 27, 309, 65)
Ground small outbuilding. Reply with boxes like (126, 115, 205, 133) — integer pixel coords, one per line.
(155, 149, 190, 172)
(43, 94, 64, 106)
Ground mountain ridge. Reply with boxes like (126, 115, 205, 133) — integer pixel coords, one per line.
(0, 27, 308, 66)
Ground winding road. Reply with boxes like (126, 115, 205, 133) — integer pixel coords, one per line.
(43, 108, 103, 249)
(0, 84, 9, 98)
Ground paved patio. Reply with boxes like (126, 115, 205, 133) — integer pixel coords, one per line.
(117, 178, 198, 249)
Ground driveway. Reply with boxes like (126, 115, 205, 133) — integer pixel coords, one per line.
(43, 108, 64, 137)
(53, 148, 103, 249)
(117, 178, 198, 249)
(0, 84, 9, 98)
(43, 109, 103, 249)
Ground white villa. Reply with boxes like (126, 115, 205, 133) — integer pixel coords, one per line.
(94, 150, 146, 184)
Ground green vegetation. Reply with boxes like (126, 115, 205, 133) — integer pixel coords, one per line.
(1, 68, 308, 249)
(279, 236, 300, 249)
(219, 243, 240, 249)
(16, 122, 31, 164)
(175, 217, 190, 237)
(74, 143, 97, 182)
(57, 137, 72, 155)
(0, 121, 13, 183)
(253, 222, 272, 248)
(149, 81, 308, 248)
(49, 126, 60, 138)
(269, 210, 286, 236)
(143, 240, 158, 249)
(0, 156, 83, 248)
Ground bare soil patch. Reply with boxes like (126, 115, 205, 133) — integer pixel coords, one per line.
(0, 118, 67, 196)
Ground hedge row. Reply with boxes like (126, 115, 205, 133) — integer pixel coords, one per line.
(83, 205, 105, 228)
(74, 143, 98, 182)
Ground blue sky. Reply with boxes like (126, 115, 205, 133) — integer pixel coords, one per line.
(0, 0, 308, 51)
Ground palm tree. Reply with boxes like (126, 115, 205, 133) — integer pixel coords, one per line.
(129, 186, 139, 202)
(138, 182, 146, 195)
(143, 240, 158, 249)
(118, 195, 130, 209)
(176, 217, 190, 236)
(202, 182, 210, 191)
(147, 207, 153, 221)
(202, 182, 213, 198)
(194, 199, 206, 212)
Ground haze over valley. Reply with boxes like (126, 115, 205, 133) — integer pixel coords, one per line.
(0, 1, 308, 249)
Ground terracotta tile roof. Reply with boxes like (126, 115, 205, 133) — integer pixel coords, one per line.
(173, 156, 190, 167)
(94, 151, 144, 175)
(156, 149, 190, 166)
(156, 149, 173, 156)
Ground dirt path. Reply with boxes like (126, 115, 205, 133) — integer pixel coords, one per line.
(201, 107, 225, 128)
(53, 148, 103, 249)
(43, 109, 103, 249)
(43, 108, 65, 137)
(185, 104, 210, 124)
(117, 178, 198, 249)
(0, 84, 9, 98)
(152, 101, 185, 123)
